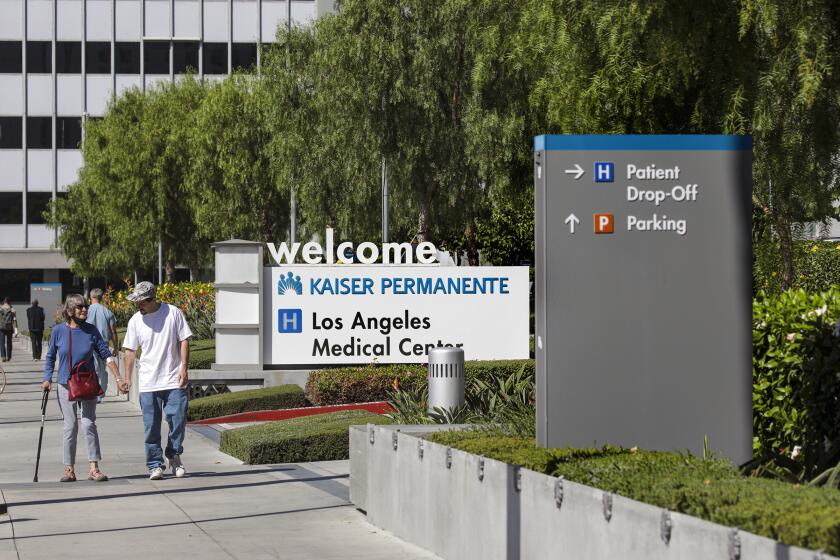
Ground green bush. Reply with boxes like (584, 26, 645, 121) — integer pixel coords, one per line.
(305, 364, 426, 405)
(220, 409, 393, 464)
(754, 240, 840, 294)
(188, 384, 308, 421)
(305, 360, 535, 406)
(753, 288, 840, 479)
(430, 432, 840, 555)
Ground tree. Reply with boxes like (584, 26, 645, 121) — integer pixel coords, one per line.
(185, 73, 289, 247)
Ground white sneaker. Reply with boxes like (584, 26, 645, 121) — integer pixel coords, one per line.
(169, 455, 185, 478)
(149, 467, 164, 480)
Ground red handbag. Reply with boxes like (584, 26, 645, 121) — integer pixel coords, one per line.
(66, 324, 104, 402)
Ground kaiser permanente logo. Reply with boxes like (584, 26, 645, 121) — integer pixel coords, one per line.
(277, 271, 304, 295)
(277, 271, 304, 334)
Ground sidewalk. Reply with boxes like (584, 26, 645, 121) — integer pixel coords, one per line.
(0, 347, 438, 560)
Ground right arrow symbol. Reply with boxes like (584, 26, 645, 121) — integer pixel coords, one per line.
(564, 164, 584, 180)
(565, 213, 580, 234)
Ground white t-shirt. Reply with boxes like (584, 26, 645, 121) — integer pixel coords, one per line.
(123, 303, 193, 392)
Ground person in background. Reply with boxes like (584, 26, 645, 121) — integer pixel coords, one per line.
(87, 288, 119, 402)
(0, 297, 18, 362)
(42, 294, 127, 482)
(122, 282, 192, 480)
(27, 299, 46, 360)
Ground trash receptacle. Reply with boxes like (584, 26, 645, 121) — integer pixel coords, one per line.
(427, 347, 464, 412)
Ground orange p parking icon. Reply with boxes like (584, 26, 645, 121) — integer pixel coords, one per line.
(594, 213, 615, 234)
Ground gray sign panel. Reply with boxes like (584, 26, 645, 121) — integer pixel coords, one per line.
(534, 135, 752, 463)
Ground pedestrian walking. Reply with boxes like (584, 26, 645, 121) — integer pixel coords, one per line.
(122, 282, 193, 480)
(42, 294, 127, 482)
(0, 297, 18, 361)
(87, 288, 118, 400)
(27, 299, 46, 360)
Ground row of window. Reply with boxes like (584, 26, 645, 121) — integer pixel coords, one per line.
(0, 192, 66, 225)
(0, 41, 259, 74)
(0, 117, 82, 149)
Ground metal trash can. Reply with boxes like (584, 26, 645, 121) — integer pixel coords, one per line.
(427, 347, 465, 412)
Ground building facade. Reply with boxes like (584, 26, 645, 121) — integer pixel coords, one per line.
(0, 0, 333, 303)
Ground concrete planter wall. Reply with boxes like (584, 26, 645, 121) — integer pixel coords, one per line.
(350, 424, 836, 560)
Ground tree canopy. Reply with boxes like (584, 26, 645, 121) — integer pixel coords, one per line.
(51, 0, 840, 281)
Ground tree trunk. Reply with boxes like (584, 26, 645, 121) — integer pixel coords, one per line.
(464, 221, 479, 266)
(775, 216, 794, 290)
(417, 202, 429, 243)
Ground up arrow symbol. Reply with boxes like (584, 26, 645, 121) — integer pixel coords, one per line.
(565, 213, 580, 234)
(564, 164, 584, 180)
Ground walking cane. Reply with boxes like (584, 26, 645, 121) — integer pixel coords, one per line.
(33, 387, 50, 483)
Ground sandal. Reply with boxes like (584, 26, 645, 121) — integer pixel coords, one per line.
(88, 468, 109, 482)
(60, 467, 76, 482)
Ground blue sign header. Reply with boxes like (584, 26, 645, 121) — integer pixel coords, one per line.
(534, 134, 752, 152)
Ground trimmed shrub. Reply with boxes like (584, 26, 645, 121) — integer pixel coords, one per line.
(220, 409, 393, 464)
(305, 364, 426, 405)
(305, 359, 535, 406)
(188, 384, 307, 421)
(430, 432, 840, 555)
(189, 339, 215, 369)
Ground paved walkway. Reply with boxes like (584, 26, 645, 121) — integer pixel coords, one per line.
(0, 346, 438, 560)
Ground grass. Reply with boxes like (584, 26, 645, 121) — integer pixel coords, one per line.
(429, 431, 840, 555)
(220, 410, 393, 464)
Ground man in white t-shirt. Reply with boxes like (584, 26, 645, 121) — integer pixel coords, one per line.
(122, 282, 193, 480)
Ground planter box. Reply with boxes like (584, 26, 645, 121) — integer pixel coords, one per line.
(350, 424, 837, 560)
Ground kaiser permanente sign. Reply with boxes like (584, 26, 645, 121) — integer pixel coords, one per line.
(243, 229, 530, 365)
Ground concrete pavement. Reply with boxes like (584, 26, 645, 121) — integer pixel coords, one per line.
(0, 344, 439, 560)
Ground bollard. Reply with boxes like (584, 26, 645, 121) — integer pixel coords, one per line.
(427, 346, 465, 412)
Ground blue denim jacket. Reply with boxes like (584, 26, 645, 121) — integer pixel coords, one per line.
(44, 322, 111, 384)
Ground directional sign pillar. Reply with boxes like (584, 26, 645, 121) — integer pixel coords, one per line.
(534, 135, 752, 463)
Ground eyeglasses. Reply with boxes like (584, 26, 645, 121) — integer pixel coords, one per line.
(76, 304, 89, 310)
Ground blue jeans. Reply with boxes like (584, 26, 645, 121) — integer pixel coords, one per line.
(140, 388, 188, 470)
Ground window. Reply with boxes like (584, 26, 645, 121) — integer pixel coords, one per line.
(173, 42, 199, 74)
(0, 193, 23, 225)
(27, 192, 53, 224)
(56, 42, 82, 73)
(56, 117, 82, 149)
(202, 43, 227, 75)
(0, 117, 23, 149)
(85, 42, 111, 74)
(232, 43, 257, 71)
(26, 42, 51, 73)
(115, 42, 140, 74)
(27, 117, 52, 149)
(144, 42, 169, 74)
(0, 41, 22, 73)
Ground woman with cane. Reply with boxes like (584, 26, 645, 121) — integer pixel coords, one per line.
(41, 294, 127, 482)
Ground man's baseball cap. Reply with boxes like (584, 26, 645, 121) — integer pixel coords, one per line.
(126, 281, 156, 302)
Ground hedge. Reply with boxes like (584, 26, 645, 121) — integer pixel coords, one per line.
(305, 359, 534, 405)
(189, 338, 215, 369)
(305, 364, 426, 405)
(220, 409, 393, 464)
(188, 384, 307, 421)
(430, 431, 840, 555)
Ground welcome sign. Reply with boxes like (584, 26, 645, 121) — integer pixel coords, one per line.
(263, 265, 530, 364)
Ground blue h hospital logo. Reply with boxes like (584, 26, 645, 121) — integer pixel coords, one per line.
(594, 162, 614, 183)
(278, 309, 302, 333)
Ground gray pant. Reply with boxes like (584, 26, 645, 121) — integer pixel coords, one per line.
(57, 383, 101, 465)
(93, 355, 108, 395)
